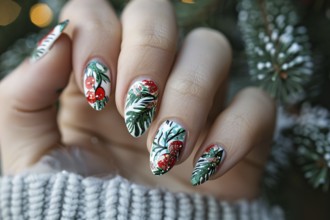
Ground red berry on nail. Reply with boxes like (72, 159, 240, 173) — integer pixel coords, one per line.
(157, 154, 176, 172)
(142, 80, 158, 94)
(205, 144, 217, 153)
(86, 90, 96, 104)
(168, 140, 183, 156)
(95, 87, 105, 101)
(85, 76, 95, 89)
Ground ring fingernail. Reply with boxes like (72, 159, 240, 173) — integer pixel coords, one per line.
(84, 60, 111, 111)
(30, 20, 69, 62)
(125, 79, 159, 137)
(191, 144, 225, 186)
(150, 120, 186, 175)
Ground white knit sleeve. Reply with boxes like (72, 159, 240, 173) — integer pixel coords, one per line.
(0, 172, 285, 220)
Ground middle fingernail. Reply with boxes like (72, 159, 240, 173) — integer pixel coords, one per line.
(84, 60, 111, 111)
(125, 79, 159, 137)
(150, 120, 186, 175)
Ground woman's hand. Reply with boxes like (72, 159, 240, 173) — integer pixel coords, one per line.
(0, 0, 276, 201)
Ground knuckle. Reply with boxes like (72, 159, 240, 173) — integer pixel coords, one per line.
(169, 68, 210, 100)
(224, 112, 254, 141)
(232, 113, 252, 131)
(83, 19, 106, 32)
(129, 24, 176, 53)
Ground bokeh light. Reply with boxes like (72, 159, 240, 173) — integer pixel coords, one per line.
(0, 0, 21, 26)
(181, 0, 195, 4)
(30, 3, 53, 28)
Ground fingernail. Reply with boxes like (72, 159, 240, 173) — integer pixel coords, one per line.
(30, 20, 69, 63)
(191, 144, 225, 186)
(150, 120, 186, 175)
(125, 79, 159, 137)
(84, 60, 111, 111)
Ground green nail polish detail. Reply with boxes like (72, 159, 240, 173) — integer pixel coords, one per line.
(150, 120, 186, 175)
(125, 80, 158, 137)
(191, 144, 225, 186)
(84, 60, 111, 111)
(30, 20, 69, 62)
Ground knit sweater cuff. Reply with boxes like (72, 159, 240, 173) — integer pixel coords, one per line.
(0, 172, 284, 220)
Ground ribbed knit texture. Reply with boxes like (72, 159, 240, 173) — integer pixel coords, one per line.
(0, 172, 284, 220)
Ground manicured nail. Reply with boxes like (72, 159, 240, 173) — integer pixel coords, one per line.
(30, 20, 69, 62)
(150, 120, 186, 175)
(191, 144, 225, 186)
(125, 79, 159, 137)
(84, 60, 111, 111)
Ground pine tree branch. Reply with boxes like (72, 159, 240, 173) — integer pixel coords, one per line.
(238, 0, 314, 104)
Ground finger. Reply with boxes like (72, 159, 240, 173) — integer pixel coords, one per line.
(148, 28, 232, 175)
(117, 0, 177, 137)
(60, 0, 121, 111)
(191, 88, 276, 186)
(0, 32, 72, 174)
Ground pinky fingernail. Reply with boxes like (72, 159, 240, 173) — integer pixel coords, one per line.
(30, 20, 69, 62)
(191, 144, 225, 186)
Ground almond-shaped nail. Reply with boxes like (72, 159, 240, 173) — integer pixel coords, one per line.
(125, 79, 159, 137)
(30, 20, 69, 63)
(150, 120, 186, 175)
(191, 144, 225, 186)
(84, 60, 111, 111)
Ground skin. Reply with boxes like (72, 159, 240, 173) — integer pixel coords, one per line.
(0, 0, 276, 202)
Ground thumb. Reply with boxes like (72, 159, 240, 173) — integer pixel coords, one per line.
(0, 25, 72, 174)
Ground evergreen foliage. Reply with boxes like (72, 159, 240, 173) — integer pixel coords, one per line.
(291, 104, 330, 191)
(1, 0, 330, 198)
(238, 0, 313, 103)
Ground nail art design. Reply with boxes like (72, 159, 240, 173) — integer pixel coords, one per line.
(30, 20, 69, 62)
(125, 80, 158, 137)
(84, 60, 111, 111)
(150, 120, 186, 175)
(191, 144, 225, 186)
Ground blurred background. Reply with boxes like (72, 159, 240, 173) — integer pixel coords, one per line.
(0, 0, 330, 219)
(0, 0, 65, 54)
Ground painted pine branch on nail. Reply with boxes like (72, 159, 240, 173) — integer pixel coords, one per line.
(150, 120, 185, 175)
(125, 96, 156, 137)
(191, 145, 224, 186)
(125, 80, 158, 137)
(238, 0, 313, 103)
